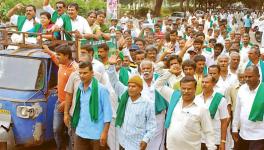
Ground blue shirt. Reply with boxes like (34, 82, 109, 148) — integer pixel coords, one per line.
(75, 82, 112, 140)
(244, 18, 252, 27)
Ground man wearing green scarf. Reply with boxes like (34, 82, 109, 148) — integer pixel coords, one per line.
(232, 66, 264, 150)
(43, 0, 66, 23)
(195, 75, 229, 150)
(48, 3, 92, 41)
(155, 74, 215, 150)
(7, 4, 39, 32)
(71, 61, 112, 150)
(107, 55, 156, 150)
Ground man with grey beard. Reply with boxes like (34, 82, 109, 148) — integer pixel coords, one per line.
(107, 57, 168, 150)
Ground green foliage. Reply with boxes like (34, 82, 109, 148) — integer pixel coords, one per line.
(65, 0, 106, 17)
(0, 0, 33, 22)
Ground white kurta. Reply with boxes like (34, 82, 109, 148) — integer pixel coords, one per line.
(141, 78, 166, 150)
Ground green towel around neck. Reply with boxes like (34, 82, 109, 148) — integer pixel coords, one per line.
(155, 90, 169, 114)
(61, 14, 72, 41)
(209, 92, 224, 119)
(17, 16, 27, 32)
(115, 90, 129, 127)
(71, 77, 99, 128)
(203, 65, 208, 76)
(30, 23, 42, 37)
(119, 67, 129, 86)
(249, 83, 264, 122)
(154, 73, 169, 114)
(165, 90, 181, 129)
(51, 11, 60, 23)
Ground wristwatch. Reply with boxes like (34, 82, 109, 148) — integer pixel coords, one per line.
(221, 140, 226, 143)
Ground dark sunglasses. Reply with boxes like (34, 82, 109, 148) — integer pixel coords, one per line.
(56, 6, 63, 9)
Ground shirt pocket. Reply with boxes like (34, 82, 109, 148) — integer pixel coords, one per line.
(134, 112, 146, 129)
(185, 115, 200, 133)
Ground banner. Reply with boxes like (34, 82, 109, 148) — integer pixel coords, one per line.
(107, 0, 118, 20)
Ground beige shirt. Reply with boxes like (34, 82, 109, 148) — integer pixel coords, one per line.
(226, 82, 241, 112)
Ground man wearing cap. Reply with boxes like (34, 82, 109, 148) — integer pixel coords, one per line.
(107, 55, 157, 150)
(155, 72, 215, 150)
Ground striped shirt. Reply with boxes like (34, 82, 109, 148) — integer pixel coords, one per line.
(107, 65, 157, 150)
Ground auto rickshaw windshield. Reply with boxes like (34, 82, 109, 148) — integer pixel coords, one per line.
(0, 56, 45, 90)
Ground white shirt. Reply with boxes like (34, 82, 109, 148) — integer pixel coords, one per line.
(195, 92, 229, 144)
(232, 83, 264, 140)
(142, 77, 155, 102)
(167, 99, 216, 150)
(240, 45, 252, 65)
(10, 15, 39, 32)
(56, 15, 92, 34)
(155, 71, 216, 150)
(214, 77, 228, 96)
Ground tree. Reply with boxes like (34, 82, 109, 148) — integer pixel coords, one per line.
(153, 0, 163, 16)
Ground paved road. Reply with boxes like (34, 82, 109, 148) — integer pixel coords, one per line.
(14, 141, 56, 150)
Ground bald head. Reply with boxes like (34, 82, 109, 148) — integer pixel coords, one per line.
(245, 65, 260, 77)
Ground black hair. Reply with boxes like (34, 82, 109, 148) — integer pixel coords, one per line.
(182, 59, 196, 70)
(180, 76, 197, 87)
(193, 55, 206, 63)
(56, 1, 66, 7)
(98, 43, 109, 51)
(68, 3, 79, 11)
(26, 4, 36, 12)
(55, 44, 72, 59)
(208, 65, 221, 73)
(79, 61, 93, 71)
(214, 43, 224, 51)
(40, 12, 51, 19)
(168, 55, 182, 65)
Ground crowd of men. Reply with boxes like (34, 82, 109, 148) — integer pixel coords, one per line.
(5, 0, 264, 150)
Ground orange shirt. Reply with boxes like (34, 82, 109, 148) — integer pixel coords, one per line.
(57, 61, 78, 102)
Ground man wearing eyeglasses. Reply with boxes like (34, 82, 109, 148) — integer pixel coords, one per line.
(43, 0, 67, 23)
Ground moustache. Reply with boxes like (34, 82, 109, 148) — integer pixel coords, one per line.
(143, 72, 150, 76)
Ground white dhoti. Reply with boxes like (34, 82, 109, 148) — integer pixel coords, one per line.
(107, 118, 119, 150)
(225, 124, 234, 150)
(146, 111, 166, 150)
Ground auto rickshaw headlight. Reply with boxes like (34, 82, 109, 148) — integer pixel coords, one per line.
(16, 106, 35, 119)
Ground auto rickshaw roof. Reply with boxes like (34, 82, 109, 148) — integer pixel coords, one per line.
(0, 48, 51, 59)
